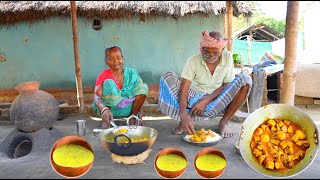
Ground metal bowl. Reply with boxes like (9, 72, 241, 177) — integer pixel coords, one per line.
(238, 104, 319, 178)
(99, 125, 158, 156)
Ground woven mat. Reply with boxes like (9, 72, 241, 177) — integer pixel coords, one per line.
(111, 149, 152, 164)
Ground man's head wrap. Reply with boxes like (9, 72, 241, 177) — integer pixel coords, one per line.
(200, 31, 229, 53)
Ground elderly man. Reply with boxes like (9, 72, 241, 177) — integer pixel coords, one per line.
(158, 31, 252, 138)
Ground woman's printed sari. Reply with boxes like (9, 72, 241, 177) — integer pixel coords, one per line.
(92, 67, 148, 117)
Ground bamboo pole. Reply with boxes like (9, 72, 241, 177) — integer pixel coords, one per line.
(70, 1, 84, 112)
(226, 1, 233, 53)
(223, 14, 227, 37)
(280, 1, 299, 105)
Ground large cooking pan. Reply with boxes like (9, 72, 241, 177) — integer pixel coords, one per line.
(99, 115, 158, 156)
(238, 104, 319, 178)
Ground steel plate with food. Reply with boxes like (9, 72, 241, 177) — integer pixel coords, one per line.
(183, 128, 223, 147)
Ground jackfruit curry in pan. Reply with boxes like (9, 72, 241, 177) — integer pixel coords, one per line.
(251, 118, 309, 170)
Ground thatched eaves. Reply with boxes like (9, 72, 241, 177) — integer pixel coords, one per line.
(0, 1, 253, 25)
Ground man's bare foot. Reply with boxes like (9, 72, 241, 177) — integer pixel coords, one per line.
(219, 123, 234, 138)
(172, 122, 184, 135)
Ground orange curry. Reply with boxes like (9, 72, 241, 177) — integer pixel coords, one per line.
(251, 118, 309, 170)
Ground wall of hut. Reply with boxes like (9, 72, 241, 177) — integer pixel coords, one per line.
(0, 14, 223, 90)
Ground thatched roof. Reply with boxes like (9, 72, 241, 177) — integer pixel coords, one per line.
(235, 23, 284, 42)
(0, 1, 253, 25)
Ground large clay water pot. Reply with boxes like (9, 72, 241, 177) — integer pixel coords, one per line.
(10, 81, 59, 132)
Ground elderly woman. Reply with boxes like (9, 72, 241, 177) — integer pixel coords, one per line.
(92, 46, 148, 128)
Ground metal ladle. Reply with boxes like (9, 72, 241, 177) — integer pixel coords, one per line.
(93, 115, 142, 137)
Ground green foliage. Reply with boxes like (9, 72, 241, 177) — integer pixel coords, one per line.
(255, 17, 286, 35)
(233, 53, 241, 64)
(233, 1, 304, 35)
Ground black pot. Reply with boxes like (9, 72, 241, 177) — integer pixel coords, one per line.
(99, 115, 158, 156)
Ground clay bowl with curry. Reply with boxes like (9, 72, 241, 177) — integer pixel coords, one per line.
(154, 147, 188, 179)
(50, 135, 94, 178)
(194, 147, 227, 179)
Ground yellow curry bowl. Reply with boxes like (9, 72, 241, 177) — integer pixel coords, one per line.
(194, 147, 227, 179)
(154, 147, 188, 179)
(49, 135, 94, 179)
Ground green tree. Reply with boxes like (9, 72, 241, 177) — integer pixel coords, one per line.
(233, 1, 304, 35)
(255, 17, 286, 35)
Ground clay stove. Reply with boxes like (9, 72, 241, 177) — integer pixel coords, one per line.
(0, 81, 66, 159)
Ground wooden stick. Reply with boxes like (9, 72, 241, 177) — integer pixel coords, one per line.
(223, 14, 227, 37)
(226, 1, 233, 53)
(280, 1, 299, 105)
(70, 1, 84, 112)
(248, 28, 252, 66)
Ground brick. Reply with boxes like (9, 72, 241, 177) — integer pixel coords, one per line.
(0, 118, 13, 125)
(294, 96, 314, 105)
(314, 99, 320, 105)
(59, 105, 79, 114)
(1, 108, 10, 117)
(0, 103, 12, 109)
(84, 104, 97, 117)
(147, 90, 159, 104)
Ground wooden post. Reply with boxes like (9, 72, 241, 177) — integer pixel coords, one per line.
(280, 1, 299, 105)
(70, 1, 84, 112)
(247, 28, 252, 66)
(226, 1, 233, 53)
(223, 14, 227, 37)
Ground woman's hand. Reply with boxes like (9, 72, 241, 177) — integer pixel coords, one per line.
(101, 108, 114, 129)
(128, 114, 144, 126)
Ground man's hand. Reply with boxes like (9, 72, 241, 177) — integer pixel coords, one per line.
(180, 112, 196, 135)
(190, 98, 209, 116)
(101, 109, 114, 128)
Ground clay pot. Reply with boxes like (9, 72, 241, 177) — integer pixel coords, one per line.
(194, 147, 227, 179)
(10, 81, 59, 132)
(50, 135, 94, 178)
(154, 147, 187, 179)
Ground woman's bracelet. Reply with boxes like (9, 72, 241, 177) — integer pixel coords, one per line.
(101, 107, 109, 115)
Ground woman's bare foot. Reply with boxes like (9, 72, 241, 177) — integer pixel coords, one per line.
(219, 123, 234, 138)
(172, 122, 184, 135)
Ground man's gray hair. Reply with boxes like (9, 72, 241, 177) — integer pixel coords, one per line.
(209, 31, 224, 40)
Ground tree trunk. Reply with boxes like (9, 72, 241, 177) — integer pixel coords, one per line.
(226, 1, 233, 53)
(70, 1, 84, 112)
(280, 1, 300, 105)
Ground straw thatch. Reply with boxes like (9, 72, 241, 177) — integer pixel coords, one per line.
(0, 1, 253, 25)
